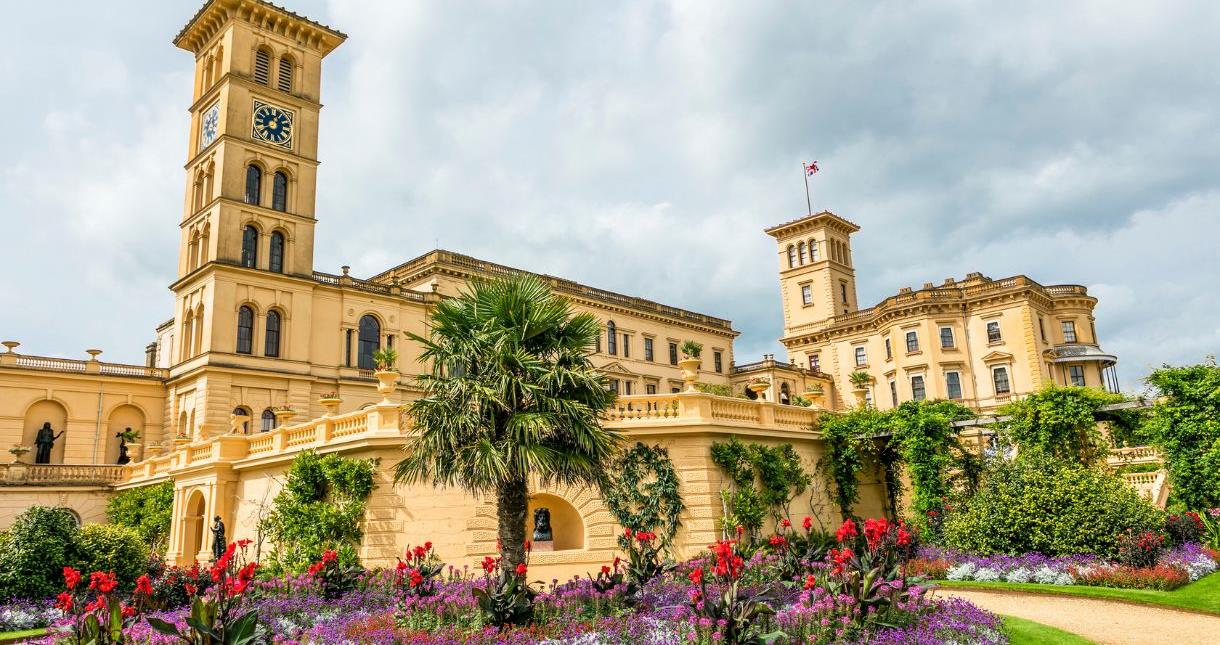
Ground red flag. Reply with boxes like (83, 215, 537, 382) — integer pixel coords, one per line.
(805, 161, 819, 176)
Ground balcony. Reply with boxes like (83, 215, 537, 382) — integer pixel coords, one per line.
(0, 463, 127, 487)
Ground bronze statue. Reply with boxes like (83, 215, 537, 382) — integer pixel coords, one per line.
(211, 516, 226, 561)
(115, 429, 131, 465)
(532, 507, 553, 542)
(34, 422, 64, 464)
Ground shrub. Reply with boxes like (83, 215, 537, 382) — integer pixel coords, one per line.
(1115, 529, 1165, 568)
(942, 453, 1163, 558)
(0, 506, 80, 599)
(106, 481, 174, 552)
(1073, 564, 1190, 591)
(76, 523, 151, 588)
(998, 386, 1133, 465)
(1164, 511, 1205, 546)
(1146, 361, 1220, 510)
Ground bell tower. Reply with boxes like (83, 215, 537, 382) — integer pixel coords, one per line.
(175, 0, 345, 282)
(766, 211, 861, 336)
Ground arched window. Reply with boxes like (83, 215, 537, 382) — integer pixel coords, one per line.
(357, 315, 380, 370)
(260, 408, 275, 432)
(780, 382, 791, 405)
(269, 231, 285, 273)
(272, 172, 288, 211)
(786, 245, 796, 268)
(798, 242, 807, 264)
(241, 225, 259, 268)
(265, 310, 281, 357)
(245, 164, 262, 205)
(180, 310, 194, 361)
(254, 48, 271, 85)
(277, 56, 294, 92)
(232, 406, 251, 434)
(606, 321, 617, 356)
(808, 239, 819, 262)
(236, 306, 254, 354)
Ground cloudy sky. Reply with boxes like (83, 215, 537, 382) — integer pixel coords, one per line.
(1, 0, 1217, 392)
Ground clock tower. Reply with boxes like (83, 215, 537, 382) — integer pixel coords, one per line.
(166, 0, 345, 438)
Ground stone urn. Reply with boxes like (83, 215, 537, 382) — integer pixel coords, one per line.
(852, 387, 869, 407)
(748, 381, 770, 401)
(677, 358, 701, 393)
(125, 442, 143, 463)
(319, 397, 342, 417)
(9, 445, 30, 464)
(274, 408, 296, 427)
(374, 370, 400, 405)
(801, 389, 825, 409)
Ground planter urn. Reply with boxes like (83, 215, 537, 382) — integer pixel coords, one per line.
(748, 381, 770, 401)
(319, 397, 342, 417)
(677, 358, 701, 393)
(374, 370, 400, 405)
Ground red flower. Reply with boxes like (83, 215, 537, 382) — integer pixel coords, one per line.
(134, 574, 153, 597)
(835, 519, 858, 543)
(804, 574, 817, 590)
(481, 556, 497, 574)
(184, 583, 197, 596)
(897, 527, 913, 547)
(409, 569, 423, 588)
(121, 604, 136, 618)
(236, 539, 252, 548)
(63, 566, 82, 591)
(396, 560, 409, 572)
(624, 528, 634, 539)
(926, 510, 939, 517)
(84, 597, 104, 613)
(515, 563, 528, 576)
(863, 518, 891, 550)
(802, 516, 813, 531)
(412, 545, 427, 560)
(524, 540, 532, 552)
(769, 534, 787, 549)
(780, 518, 791, 529)
(600, 565, 612, 576)
(88, 571, 118, 594)
(688, 567, 704, 585)
(424, 541, 433, 551)
(238, 562, 258, 582)
(321, 549, 338, 563)
(55, 592, 73, 612)
(613, 556, 622, 569)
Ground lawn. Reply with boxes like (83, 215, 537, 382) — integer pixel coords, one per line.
(0, 627, 47, 643)
(940, 571, 1220, 615)
(1003, 616, 1097, 645)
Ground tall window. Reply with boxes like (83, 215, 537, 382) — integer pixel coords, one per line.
(236, 306, 254, 354)
(264, 310, 281, 357)
(809, 240, 819, 261)
(714, 351, 723, 373)
(646, 383, 657, 395)
(620, 334, 629, 358)
(277, 56, 294, 92)
(245, 164, 262, 205)
(854, 346, 867, 366)
(946, 372, 962, 400)
(840, 283, 848, 304)
(1039, 317, 1047, 342)
(357, 315, 381, 370)
(885, 338, 892, 360)
(905, 331, 919, 353)
(1062, 321, 1077, 343)
(801, 285, 813, 305)
(241, 225, 258, 268)
(992, 366, 1011, 394)
(787, 245, 796, 268)
(344, 329, 353, 367)
(606, 321, 617, 356)
(254, 48, 271, 85)
(1069, 365, 1086, 387)
(987, 321, 1003, 343)
(644, 338, 654, 361)
(668, 342, 678, 366)
(269, 231, 285, 273)
(272, 172, 288, 211)
(798, 242, 807, 264)
(911, 375, 926, 401)
(260, 408, 275, 432)
(940, 326, 955, 348)
(809, 354, 820, 371)
(889, 379, 898, 407)
(623, 381, 633, 395)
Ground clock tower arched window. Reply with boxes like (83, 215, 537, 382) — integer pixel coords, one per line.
(272, 171, 288, 211)
(244, 165, 262, 205)
(241, 225, 259, 268)
(264, 310, 281, 357)
(236, 306, 255, 354)
(254, 48, 272, 85)
(269, 231, 285, 273)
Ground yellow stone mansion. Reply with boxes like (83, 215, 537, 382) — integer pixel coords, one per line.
(0, 0, 1120, 577)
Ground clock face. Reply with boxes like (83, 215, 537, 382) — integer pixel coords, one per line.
(251, 100, 294, 149)
(199, 103, 219, 150)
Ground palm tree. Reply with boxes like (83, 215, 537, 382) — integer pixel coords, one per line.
(394, 274, 620, 572)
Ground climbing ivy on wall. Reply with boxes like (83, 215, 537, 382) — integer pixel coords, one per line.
(604, 442, 685, 546)
(710, 436, 810, 542)
(818, 408, 885, 520)
(261, 450, 377, 573)
(998, 385, 1134, 466)
(889, 400, 977, 534)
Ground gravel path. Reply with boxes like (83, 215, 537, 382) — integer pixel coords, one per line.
(941, 589, 1220, 645)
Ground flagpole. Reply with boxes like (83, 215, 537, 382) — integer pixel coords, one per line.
(803, 161, 813, 215)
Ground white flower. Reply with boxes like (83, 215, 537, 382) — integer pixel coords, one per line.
(973, 567, 1001, 582)
(947, 563, 977, 580)
(1005, 567, 1033, 584)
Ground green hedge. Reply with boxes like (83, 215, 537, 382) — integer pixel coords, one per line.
(943, 453, 1163, 558)
(105, 481, 174, 552)
(0, 507, 79, 599)
(76, 524, 150, 588)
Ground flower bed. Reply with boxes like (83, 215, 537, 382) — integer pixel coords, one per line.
(913, 543, 1219, 590)
(0, 597, 60, 632)
(11, 519, 1015, 645)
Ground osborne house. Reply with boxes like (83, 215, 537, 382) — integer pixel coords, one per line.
(0, 0, 1121, 579)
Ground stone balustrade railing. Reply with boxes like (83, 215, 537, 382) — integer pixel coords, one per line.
(604, 392, 821, 435)
(1, 463, 127, 486)
(1123, 469, 1170, 509)
(1106, 445, 1162, 467)
(0, 351, 167, 379)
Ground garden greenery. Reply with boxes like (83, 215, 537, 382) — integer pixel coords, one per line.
(261, 450, 377, 573)
(889, 400, 977, 532)
(0, 506, 80, 599)
(711, 437, 810, 541)
(76, 523, 151, 588)
(818, 408, 887, 519)
(1146, 360, 1220, 510)
(106, 480, 174, 551)
(942, 451, 1163, 557)
(998, 385, 1135, 465)
(603, 442, 685, 545)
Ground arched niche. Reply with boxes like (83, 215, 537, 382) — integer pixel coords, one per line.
(526, 493, 585, 551)
(23, 399, 68, 464)
(106, 404, 146, 464)
(183, 490, 207, 564)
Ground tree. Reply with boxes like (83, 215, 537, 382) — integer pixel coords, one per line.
(106, 481, 174, 552)
(394, 274, 619, 572)
(1146, 359, 1220, 510)
(998, 385, 1130, 465)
